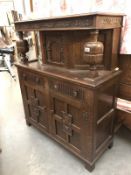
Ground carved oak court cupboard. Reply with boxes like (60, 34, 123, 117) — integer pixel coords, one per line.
(15, 13, 124, 171)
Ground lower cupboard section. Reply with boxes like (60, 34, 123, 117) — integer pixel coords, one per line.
(17, 67, 118, 172)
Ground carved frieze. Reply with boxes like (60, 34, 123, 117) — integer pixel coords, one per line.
(15, 16, 93, 31)
(15, 14, 123, 32)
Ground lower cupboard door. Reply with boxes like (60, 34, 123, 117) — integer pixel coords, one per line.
(21, 84, 49, 132)
(50, 95, 88, 155)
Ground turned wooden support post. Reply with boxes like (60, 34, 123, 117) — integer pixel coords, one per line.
(16, 31, 29, 63)
(83, 30, 104, 78)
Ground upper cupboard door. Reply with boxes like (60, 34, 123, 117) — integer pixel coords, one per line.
(45, 32, 65, 66)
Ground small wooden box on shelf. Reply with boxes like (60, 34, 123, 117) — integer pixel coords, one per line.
(15, 12, 124, 172)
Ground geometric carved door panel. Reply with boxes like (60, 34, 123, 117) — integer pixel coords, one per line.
(50, 95, 85, 154)
(22, 84, 49, 131)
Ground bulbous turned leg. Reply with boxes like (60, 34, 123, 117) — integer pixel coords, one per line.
(20, 53, 29, 63)
(16, 31, 29, 64)
(83, 30, 104, 78)
(85, 163, 95, 172)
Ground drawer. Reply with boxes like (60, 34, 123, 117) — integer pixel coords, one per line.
(49, 79, 84, 101)
(19, 70, 45, 88)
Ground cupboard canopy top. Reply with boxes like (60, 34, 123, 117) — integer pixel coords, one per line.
(15, 12, 124, 31)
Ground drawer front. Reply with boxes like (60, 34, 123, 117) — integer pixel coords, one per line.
(49, 79, 85, 101)
(19, 70, 45, 89)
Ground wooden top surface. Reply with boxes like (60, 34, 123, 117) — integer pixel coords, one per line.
(15, 12, 124, 31)
(15, 61, 121, 88)
(15, 12, 124, 24)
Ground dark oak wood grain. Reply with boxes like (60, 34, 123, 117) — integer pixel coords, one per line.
(16, 62, 121, 171)
(15, 13, 124, 171)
